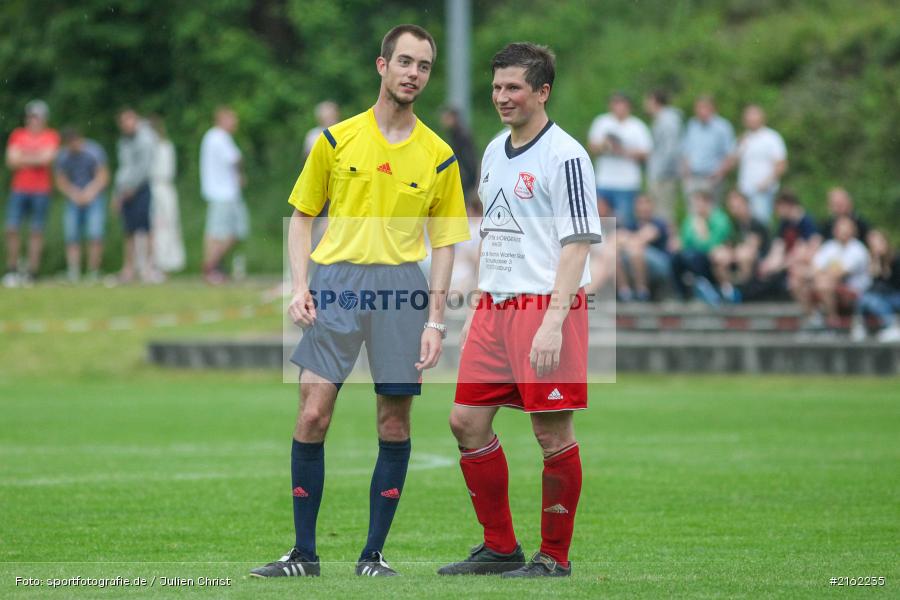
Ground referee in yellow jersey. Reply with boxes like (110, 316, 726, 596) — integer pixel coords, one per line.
(251, 25, 470, 579)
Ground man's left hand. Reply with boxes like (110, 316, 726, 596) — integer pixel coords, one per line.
(530, 321, 563, 378)
(416, 327, 443, 371)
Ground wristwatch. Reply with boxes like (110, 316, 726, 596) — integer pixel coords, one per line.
(424, 322, 447, 339)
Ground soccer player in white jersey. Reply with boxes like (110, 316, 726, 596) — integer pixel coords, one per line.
(438, 43, 602, 578)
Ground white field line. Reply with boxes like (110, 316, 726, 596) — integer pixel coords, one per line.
(1, 302, 275, 334)
(0, 453, 454, 487)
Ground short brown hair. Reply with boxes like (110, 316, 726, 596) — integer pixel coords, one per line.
(491, 42, 556, 93)
(775, 189, 801, 207)
(648, 89, 669, 105)
(381, 24, 436, 62)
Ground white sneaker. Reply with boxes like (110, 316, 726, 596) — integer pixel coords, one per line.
(850, 318, 866, 342)
(140, 268, 166, 284)
(2, 271, 19, 288)
(876, 325, 900, 343)
(802, 312, 825, 330)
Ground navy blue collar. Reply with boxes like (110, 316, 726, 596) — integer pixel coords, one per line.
(505, 120, 554, 159)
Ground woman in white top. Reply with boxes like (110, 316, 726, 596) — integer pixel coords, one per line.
(149, 116, 185, 273)
(796, 216, 870, 329)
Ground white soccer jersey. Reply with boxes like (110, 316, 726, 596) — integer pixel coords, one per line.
(477, 121, 603, 300)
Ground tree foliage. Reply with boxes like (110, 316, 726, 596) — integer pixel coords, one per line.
(1, 0, 898, 273)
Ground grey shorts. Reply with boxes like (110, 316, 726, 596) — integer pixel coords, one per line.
(290, 262, 430, 396)
(205, 200, 249, 240)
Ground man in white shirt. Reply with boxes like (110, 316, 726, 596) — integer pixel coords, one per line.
(726, 105, 787, 224)
(794, 216, 869, 328)
(587, 92, 652, 228)
(200, 106, 248, 284)
(439, 42, 602, 579)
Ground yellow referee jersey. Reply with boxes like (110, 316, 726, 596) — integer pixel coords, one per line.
(288, 108, 470, 265)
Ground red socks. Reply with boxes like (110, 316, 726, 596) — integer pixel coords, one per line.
(539, 443, 581, 567)
(459, 437, 582, 566)
(458, 435, 518, 554)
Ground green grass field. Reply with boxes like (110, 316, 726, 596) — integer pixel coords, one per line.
(0, 282, 898, 598)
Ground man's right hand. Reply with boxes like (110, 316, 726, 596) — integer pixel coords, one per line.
(288, 287, 317, 328)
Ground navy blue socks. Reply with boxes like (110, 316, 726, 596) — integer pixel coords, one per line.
(291, 439, 325, 559)
(360, 438, 411, 559)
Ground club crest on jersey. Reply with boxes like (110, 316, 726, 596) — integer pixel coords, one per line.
(514, 171, 536, 199)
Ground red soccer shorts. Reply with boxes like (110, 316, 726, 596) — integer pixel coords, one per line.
(454, 290, 589, 413)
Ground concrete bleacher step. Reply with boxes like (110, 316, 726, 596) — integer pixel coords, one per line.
(613, 302, 807, 332)
(147, 331, 900, 376)
(616, 332, 900, 375)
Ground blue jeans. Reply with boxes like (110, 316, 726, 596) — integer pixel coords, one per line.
(622, 245, 672, 287)
(64, 196, 106, 243)
(5, 191, 50, 232)
(597, 188, 638, 229)
(671, 249, 713, 300)
(857, 290, 900, 329)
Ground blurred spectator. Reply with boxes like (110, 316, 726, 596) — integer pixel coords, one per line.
(588, 92, 652, 229)
(440, 106, 478, 203)
(4, 100, 60, 287)
(820, 186, 870, 245)
(679, 95, 734, 205)
(616, 194, 672, 301)
(710, 190, 770, 302)
(752, 190, 820, 301)
(200, 106, 248, 284)
(671, 190, 732, 302)
(852, 230, 900, 342)
(55, 128, 109, 283)
(728, 105, 787, 224)
(148, 116, 185, 274)
(794, 216, 869, 329)
(585, 198, 617, 296)
(303, 102, 340, 250)
(113, 107, 158, 283)
(303, 101, 340, 159)
(643, 90, 682, 222)
(449, 200, 483, 295)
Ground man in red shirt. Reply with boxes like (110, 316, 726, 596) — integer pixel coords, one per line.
(4, 100, 60, 286)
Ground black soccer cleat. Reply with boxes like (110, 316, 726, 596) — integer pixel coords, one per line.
(356, 551, 399, 577)
(437, 542, 526, 575)
(249, 547, 320, 578)
(501, 551, 572, 578)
